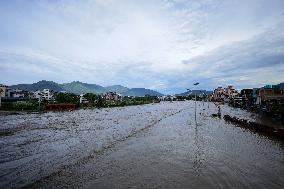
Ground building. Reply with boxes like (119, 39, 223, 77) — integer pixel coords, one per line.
(0, 84, 7, 97)
(104, 92, 122, 101)
(41, 89, 53, 100)
(258, 85, 282, 101)
(159, 95, 177, 101)
(213, 87, 225, 101)
(240, 89, 255, 108)
(10, 89, 29, 98)
(240, 89, 253, 98)
(32, 89, 53, 100)
(0, 84, 11, 97)
(32, 90, 42, 99)
(79, 94, 88, 104)
(224, 85, 238, 98)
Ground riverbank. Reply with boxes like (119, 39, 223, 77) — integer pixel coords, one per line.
(0, 97, 160, 113)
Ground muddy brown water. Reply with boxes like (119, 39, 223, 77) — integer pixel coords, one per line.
(0, 101, 284, 188)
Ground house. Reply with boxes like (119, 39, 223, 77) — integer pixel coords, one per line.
(104, 92, 122, 101)
(258, 85, 282, 101)
(213, 87, 225, 101)
(32, 89, 53, 100)
(224, 85, 238, 98)
(41, 89, 53, 100)
(32, 90, 42, 99)
(10, 89, 28, 98)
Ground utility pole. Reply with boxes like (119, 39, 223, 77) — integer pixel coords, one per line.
(38, 95, 42, 111)
(193, 83, 199, 125)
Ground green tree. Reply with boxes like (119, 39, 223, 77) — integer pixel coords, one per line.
(84, 93, 98, 107)
(96, 95, 105, 108)
(55, 93, 79, 104)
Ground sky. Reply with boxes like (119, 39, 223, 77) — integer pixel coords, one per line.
(0, 0, 284, 94)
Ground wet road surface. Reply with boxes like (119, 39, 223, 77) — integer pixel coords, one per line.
(1, 101, 284, 188)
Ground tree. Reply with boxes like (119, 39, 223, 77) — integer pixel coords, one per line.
(55, 93, 79, 104)
(84, 93, 98, 107)
(96, 95, 105, 108)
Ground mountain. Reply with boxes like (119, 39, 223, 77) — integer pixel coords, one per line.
(176, 90, 213, 96)
(123, 88, 163, 96)
(104, 85, 129, 94)
(9, 80, 163, 96)
(10, 80, 63, 91)
(61, 81, 104, 94)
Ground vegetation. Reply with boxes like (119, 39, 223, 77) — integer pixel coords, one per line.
(83, 93, 98, 107)
(54, 93, 80, 104)
(0, 101, 39, 111)
(80, 95, 160, 108)
(0, 92, 160, 112)
(103, 96, 160, 108)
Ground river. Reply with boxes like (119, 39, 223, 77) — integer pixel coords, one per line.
(0, 101, 284, 188)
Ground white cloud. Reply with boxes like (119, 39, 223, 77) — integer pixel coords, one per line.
(0, 0, 284, 93)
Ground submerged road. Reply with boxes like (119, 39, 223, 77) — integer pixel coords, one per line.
(1, 101, 284, 188)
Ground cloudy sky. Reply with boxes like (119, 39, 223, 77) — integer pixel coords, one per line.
(0, 0, 284, 94)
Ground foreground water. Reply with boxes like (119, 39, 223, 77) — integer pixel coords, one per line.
(0, 101, 284, 188)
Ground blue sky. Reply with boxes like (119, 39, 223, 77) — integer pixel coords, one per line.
(0, 0, 284, 94)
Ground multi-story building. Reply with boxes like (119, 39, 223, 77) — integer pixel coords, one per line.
(41, 89, 53, 100)
(258, 85, 282, 101)
(32, 89, 53, 100)
(0, 84, 11, 97)
(224, 85, 238, 98)
(213, 87, 225, 101)
(32, 90, 42, 99)
(104, 92, 122, 101)
(10, 89, 28, 98)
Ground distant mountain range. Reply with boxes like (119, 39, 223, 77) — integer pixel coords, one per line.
(175, 90, 213, 96)
(9, 80, 163, 96)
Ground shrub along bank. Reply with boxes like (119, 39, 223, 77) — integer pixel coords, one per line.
(0, 93, 160, 112)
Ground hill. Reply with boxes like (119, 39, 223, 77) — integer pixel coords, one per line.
(176, 90, 213, 96)
(123, 88, 163, 96)
(61, 81, 105, 94)
(104, 85, 129, 94)
(9, 80, 163, 96)
(10, 80, 63, 91)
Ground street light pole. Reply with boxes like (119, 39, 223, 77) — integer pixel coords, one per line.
(193, 83, 199, 125)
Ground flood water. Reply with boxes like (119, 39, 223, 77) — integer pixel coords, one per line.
(0, 101, 284, 188)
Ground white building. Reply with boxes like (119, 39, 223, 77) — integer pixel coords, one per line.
(41, 89, 53, 100)
(79, 94, 88, 104)
(32, 89, 53, 100)
(32, 90, 42, 99)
